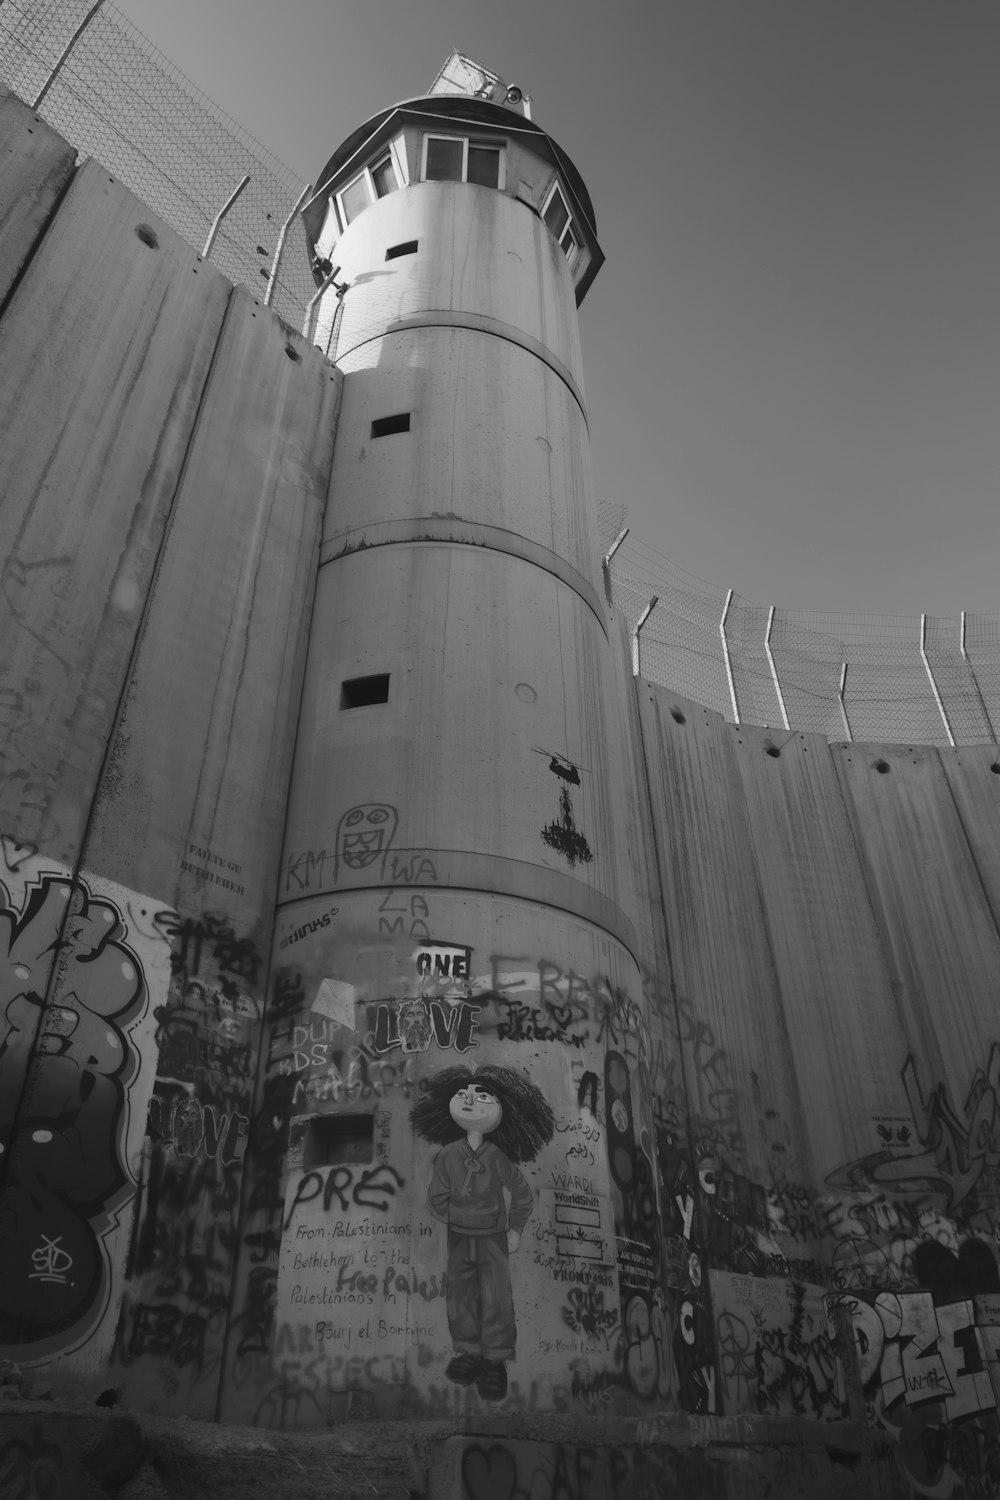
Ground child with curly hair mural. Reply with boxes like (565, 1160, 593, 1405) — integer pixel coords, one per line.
(410, 1063, 555, 1401)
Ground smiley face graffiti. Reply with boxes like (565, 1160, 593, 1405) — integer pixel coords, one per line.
(334, 803, 398, 880)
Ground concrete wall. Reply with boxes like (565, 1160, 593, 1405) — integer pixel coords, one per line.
(0, 84, 342, 1419)
(635, 674, 1000, 1496)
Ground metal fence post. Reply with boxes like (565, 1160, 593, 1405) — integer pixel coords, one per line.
(601, 524, 629, 606)
(202, 175, 251, 260)
(764, 605, 790, 731)
(838, 662, 852, 741)
(720, 589, 739, 724)
(264, 183, 312, 308)
(32, 0, 108, 110)
(302, 264, 340, 345)
(959, 611, 998, 743)
(632, 596, 658, 678)
(919, 614, 955, 746)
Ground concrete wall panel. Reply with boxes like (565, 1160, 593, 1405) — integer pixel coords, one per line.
(733, 726, 904, 1174)
(633, 686, 836, 1417)
(85, 289, 340, 913)
(635, 687, 811, 1197)
(327, 331, 600, 597)
(834, 742, 1000, 1095)
(322, 182, 585, 387)
(0, 83, 76, 305)
(0, 157, 230, 864)
(75, 289, 341, 1418)
(938, 744, 1000, 923)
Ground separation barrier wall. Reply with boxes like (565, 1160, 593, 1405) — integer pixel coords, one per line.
(633, 657, 1000, 1498)
(0, 80, 341, 1417)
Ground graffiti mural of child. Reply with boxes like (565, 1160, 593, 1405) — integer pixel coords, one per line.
(410, 1064, 555, 1401)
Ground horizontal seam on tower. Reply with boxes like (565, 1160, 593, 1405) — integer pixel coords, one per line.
(336, 315, 589, 427)
(317, 530, 609, 640)
(276, 880, 639, 966)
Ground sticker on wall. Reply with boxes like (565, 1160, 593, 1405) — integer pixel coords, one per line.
(414, 940, 472, 982)
(312, 977, 356, 1028)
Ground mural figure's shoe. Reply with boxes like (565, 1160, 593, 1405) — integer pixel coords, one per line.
(445, 1354, 481, 1385)
(475, 1361, 508, 1401)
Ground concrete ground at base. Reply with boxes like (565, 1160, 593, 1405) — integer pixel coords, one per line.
(0, 1403, 898, 1499)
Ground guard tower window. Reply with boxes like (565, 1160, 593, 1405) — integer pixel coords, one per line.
(542, 181, 581, 269)
(336, 150, 402, 227)
(421, 134, 504, 190)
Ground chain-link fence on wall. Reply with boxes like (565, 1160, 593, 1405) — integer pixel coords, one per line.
(602, 527, 1000, 748)
(0, 0, 316, 329)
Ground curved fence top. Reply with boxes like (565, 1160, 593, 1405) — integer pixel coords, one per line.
(597, 501, 1000, 749)
(0, 0, 316, 330)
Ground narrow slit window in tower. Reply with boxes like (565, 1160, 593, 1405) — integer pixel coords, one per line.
(341, 674, 390, 708)
(371, 413, 410, 439)
(386, 240, 418, 260)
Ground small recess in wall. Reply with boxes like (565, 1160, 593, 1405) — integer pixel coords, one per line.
(371, 413, 410, 438)
(341, 674, 390, 709)
(386, 240, 418, 260)
(304, 1114, 373, 1168)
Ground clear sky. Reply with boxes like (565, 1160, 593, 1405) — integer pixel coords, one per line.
(114, 0, 1000, 619)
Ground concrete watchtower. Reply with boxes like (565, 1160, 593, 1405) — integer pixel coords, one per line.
(264, 54, 655, 1420)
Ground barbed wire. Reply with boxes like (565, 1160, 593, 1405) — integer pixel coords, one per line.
(611, 533, 1000, 746)
(0, 0, 315, 327)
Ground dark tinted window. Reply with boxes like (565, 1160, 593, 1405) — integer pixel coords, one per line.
(425, 137, 463, 180)
(467, 144, 500, 187)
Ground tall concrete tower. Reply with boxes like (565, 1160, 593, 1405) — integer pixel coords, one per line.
(247, 54, 659, 1420)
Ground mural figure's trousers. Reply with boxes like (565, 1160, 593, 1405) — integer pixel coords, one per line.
(446, 1229, 516, 1362)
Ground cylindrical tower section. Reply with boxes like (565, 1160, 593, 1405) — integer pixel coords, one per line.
(255, 75, 660, 1425)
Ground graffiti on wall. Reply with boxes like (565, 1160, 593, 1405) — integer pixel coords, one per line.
(410, 1065, 556, 1402)
(458, 1434, 830, 1500)
(827, 1047, 1000, 1242)
(817, 1045, 1000, 1495)
(0, 855, 164, 1360)
(283, 803, 440, 893)
(0, 1423, 64, 1500)
(231, 887, 667, 1424)
(709, 1271, 844, 1420)
(114, 910, 262, 1403)
(836, 1246, 1000, 1495)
